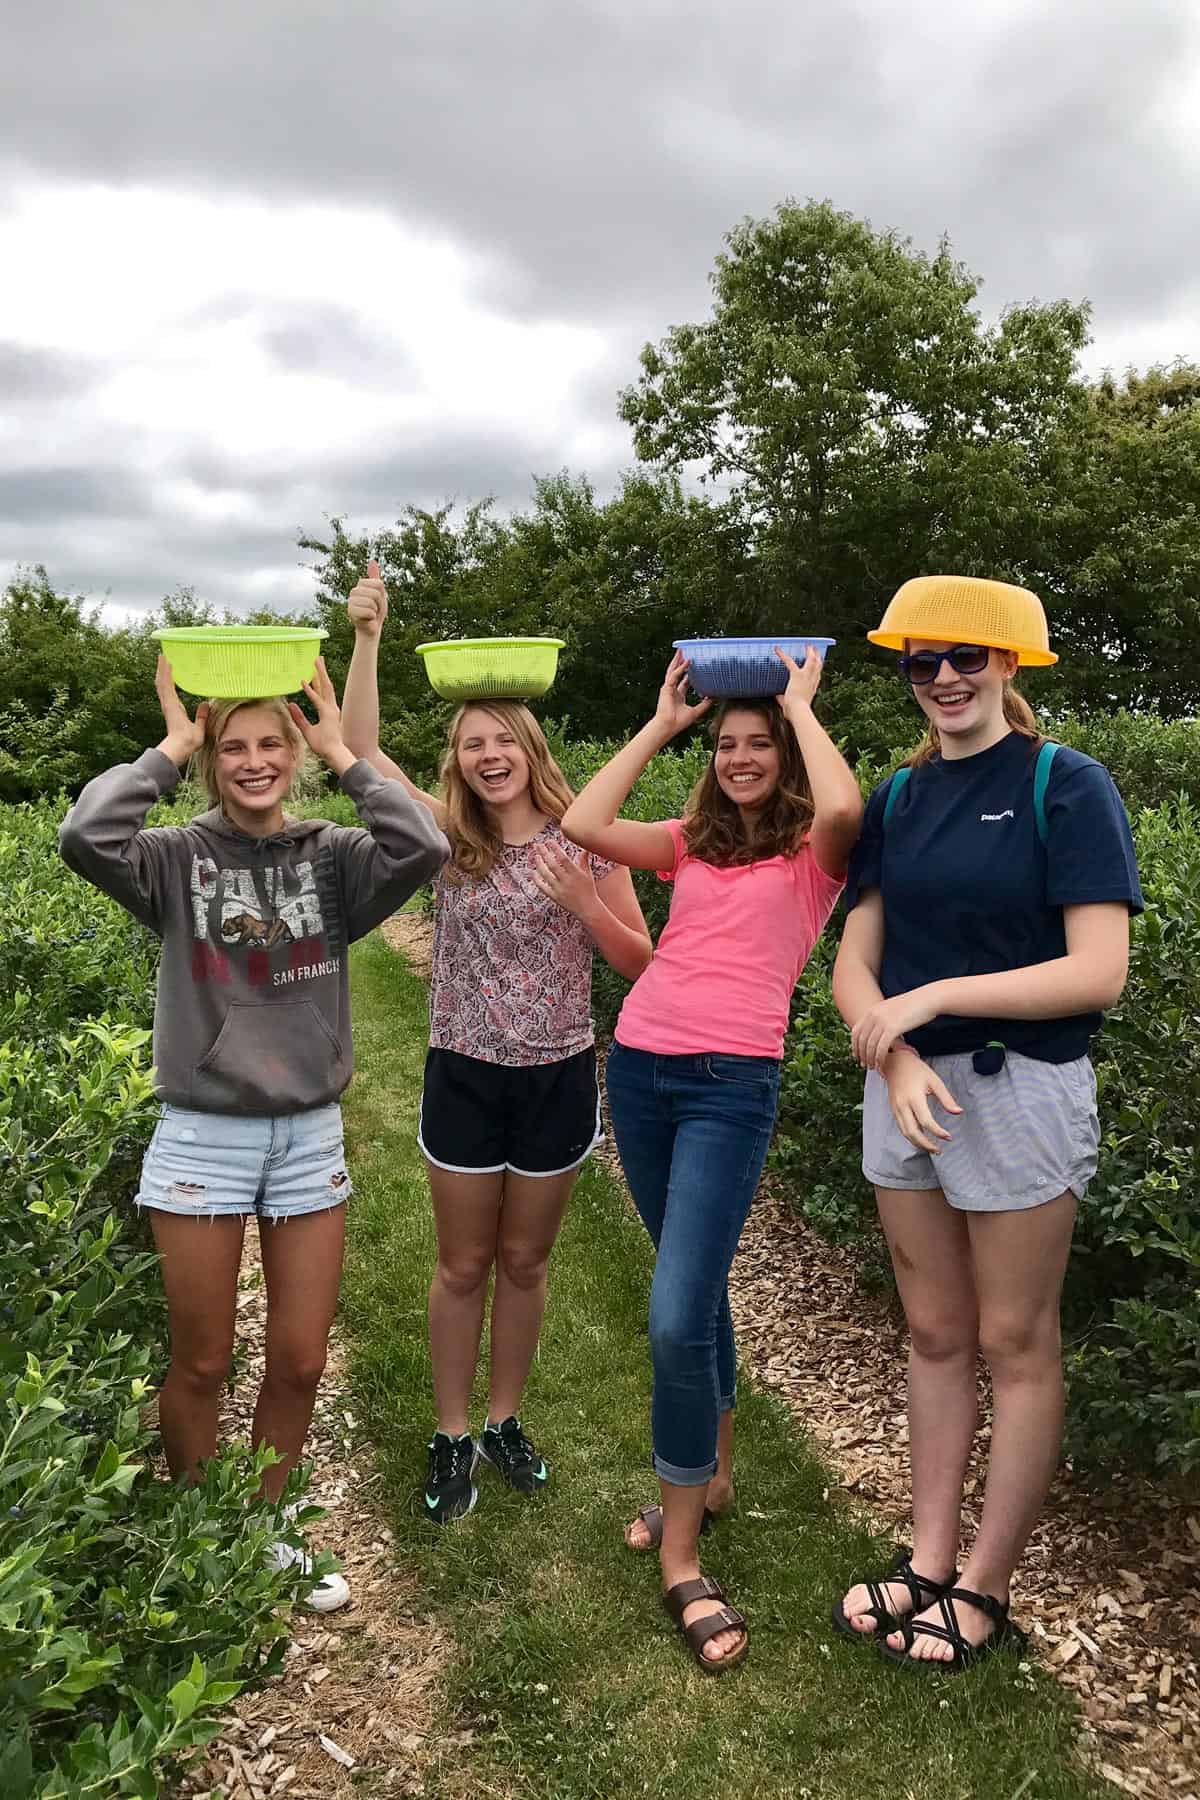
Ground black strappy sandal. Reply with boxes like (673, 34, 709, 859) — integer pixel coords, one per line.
(831, 1547, 958, 1642)
(879, 1584, 1026, 1672)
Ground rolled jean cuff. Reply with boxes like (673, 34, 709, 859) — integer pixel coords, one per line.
(719, 1392, 736, 1415)
(652, 1451, 718, 1487)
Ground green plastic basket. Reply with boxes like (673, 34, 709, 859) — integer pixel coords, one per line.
(415, 637, 565, 701)
(153, 626, 328, 698)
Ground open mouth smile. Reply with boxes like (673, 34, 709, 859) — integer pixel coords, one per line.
(931, 690, 974, 712)
(235, 774, 278, 793)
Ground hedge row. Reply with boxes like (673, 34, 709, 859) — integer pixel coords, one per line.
(555, 707, 1200, 1477)
(0, 799, 317, 1798)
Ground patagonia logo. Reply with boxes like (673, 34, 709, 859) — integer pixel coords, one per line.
(980, 810, 1015, 822)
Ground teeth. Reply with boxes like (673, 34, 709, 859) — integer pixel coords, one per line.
(238, 777, 274, 789)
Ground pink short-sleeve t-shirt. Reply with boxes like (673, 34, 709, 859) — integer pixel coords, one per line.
(615, 819, 844, 1060)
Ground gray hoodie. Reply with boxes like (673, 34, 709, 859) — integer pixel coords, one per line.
(60, 748, 448, 1116)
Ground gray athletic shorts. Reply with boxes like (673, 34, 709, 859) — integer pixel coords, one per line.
(862, 1050, 1099, 1212)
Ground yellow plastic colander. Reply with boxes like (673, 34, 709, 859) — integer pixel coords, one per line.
(415, 638, 565, 701)
(867, 576, 1057, 666)
(153, 626, 328, 697)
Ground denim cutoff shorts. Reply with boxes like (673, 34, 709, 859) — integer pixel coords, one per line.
(136, 1103, 352, 1222)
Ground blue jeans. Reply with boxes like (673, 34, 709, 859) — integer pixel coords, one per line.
(606, 1041, 781, 1486)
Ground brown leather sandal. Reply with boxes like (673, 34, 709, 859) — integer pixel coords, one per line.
(662, 1575, 748, 1674)
(624, 1502, 718, 1552)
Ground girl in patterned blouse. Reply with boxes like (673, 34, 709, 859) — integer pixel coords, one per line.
(341, 564, 652, 1522)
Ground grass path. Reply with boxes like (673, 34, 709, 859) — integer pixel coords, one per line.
(338, 933, 1112, 1800)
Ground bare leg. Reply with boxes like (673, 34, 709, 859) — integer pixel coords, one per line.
(893, 1189, 1077, 1661)
(253, 1206, 346, 1502)
(149, 1211, 245, 1480)
(487, 1169, 575, 1423)
(625, 1409, 736, 1548)
(426, 1164, 504, 1437)
(842, 1187, 977, 1634)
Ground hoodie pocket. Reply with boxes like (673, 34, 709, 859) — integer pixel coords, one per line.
(191, 1000, 345, 1113)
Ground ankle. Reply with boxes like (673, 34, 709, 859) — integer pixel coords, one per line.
(910, 1540, 960, 1583)
(957, 1561, 1011, 1604)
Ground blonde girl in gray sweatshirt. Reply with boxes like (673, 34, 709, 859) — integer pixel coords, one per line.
(60, 655, 448, 1608)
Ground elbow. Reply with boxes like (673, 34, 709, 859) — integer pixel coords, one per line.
(629, 933, 654, 977)
(560, 803, 595, 850)
(58, 814, 86, 869)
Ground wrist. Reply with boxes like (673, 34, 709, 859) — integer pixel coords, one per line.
(156, 737, 193, 769)
(325, 742, 358, 779)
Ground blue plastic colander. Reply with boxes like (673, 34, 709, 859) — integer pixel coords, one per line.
(673, 637, 836, 699)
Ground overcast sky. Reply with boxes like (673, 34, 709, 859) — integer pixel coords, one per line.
(3, 0, 1198, 623)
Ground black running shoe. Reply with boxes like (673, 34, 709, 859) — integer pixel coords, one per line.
(478, 1416, 549, 1495)
(423, 1431, 478, 1525)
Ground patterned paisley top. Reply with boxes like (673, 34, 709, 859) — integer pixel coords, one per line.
(429, 820, 616, 1067)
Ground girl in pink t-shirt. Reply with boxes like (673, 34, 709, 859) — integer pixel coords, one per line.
(563, 647, 862, 1672)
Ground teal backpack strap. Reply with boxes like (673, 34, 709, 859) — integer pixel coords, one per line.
(882, 765, 911, 829)
(1033, 741, 1059, 847)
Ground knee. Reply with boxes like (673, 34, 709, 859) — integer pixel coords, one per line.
(266, 1344, 328, 1396)
(906, 1311, 977, 1366)
(435, 1254, 493, 1301)
(496, 1241, 549, 1292)
(170, 1343, 234, 1396)
(649, 1303, 704, 1373)
(979, 1311, 1060, 1380)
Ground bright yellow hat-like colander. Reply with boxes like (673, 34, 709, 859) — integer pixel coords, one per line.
(867, 576, 1057, 666)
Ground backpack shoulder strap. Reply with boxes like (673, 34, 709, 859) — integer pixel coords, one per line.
(1033, 741, 1059, 847)
(882, 765, 912, 829)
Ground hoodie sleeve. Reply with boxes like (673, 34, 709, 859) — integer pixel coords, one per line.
(333, 759, 450, 942)
(58, 749, 182, 933)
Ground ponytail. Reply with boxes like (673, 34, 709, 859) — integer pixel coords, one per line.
(908, 681, 1040, 768)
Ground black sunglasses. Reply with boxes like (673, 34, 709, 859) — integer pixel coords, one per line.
(898, 644, 990, 685)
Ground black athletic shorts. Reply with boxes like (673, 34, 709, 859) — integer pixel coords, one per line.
(418, 1045, 603, 1177)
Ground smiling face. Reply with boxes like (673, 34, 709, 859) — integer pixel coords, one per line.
(907, 640, 1018, 748)
(713, 707, 781, 810)
(454, 706, 532, 810)
(213, 702, 300, 831)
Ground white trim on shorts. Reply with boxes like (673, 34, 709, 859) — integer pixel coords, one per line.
(417, 1076, 604, 1179)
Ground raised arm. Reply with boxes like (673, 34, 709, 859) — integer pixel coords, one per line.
(58, 656, 205, 929)
(775, 647, 863, 878)
(561, 653, 710, 870)
(340, 561, 447, 826)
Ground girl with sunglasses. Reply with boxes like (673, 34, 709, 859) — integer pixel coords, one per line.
(831, 577, 1142, 1671)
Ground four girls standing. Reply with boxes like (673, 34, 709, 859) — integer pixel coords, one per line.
(58, 564, 1140, 1672)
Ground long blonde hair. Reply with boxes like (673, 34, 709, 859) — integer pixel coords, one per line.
(683, 701, 814, 867)
(439, 701, 574, 880)
(194, 697, 307, 806)
(908, 659, 1041, 768)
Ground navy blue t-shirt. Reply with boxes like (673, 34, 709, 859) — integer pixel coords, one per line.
(844, 732, 1143, 1063)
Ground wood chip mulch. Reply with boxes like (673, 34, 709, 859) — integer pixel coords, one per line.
(728, 1183, 1199, 1800)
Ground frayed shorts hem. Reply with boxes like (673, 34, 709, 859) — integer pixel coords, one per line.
(136, 1191, 350, 1223)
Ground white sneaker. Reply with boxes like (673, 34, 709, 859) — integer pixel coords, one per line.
(267, 1514, 351, 1613)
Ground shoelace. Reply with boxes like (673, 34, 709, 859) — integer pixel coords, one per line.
(494, 1420, 535, 1467)
(431, 1436, 472, 1486)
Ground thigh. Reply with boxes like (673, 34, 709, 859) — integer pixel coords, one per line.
(875, 1186, 976, 1339)
(497, 1169, 577, 1266)
(967, 1189, 1076, 1337)
(150, 1210, 245, 1359)
(427, 1163, 506, 1267)
(258, 1203, 347, 1356)
(605, 1043, 676, 1247)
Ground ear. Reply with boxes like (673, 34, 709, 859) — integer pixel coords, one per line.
(998, 649, 1020, 679)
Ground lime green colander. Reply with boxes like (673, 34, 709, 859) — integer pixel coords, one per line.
(153, 627, 328, 698)
(416, 637, 565, 701)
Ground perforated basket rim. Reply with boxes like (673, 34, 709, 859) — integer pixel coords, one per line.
(153, 627, 328, 645)
(415, 637, 565, 655)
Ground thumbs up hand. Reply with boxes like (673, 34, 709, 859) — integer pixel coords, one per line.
(348, 557, 388, 638)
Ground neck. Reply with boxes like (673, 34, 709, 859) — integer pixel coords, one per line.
(488, 792, 547, 844)
(936, 715, 1011, 762)
(222, 798, 287, 837)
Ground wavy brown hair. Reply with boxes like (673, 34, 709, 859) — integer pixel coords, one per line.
(195, 697, 307, 807)
(906, 651, 1040, 767)
(682, 701, 814, 867)
(440, 701, 575, 881)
